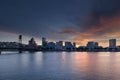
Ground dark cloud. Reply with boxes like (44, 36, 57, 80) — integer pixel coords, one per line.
(59, 0, 120, 36)
(89, 0, 120, 26)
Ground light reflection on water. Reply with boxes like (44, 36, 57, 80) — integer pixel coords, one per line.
(0, 52, 120, 80)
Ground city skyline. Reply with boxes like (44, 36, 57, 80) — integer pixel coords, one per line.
(1, 29, 120, 47)
(0, 0, 120, 47)
(0, 36, 119, 52)
(0, 35, 119, 48)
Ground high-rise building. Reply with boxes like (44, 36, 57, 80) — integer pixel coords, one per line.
(73, 42, 76, 48)
(28, 38, 37, 48)
(65, 42, 73, 50)
(109, 39, 116, 48)
(56, 41, 63, 50)
(47, 42, 55, 49)
(42, 37, 47, 48)
(87, 41, 98, 48)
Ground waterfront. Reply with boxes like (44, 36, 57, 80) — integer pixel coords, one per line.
(0, 52, 120, 80)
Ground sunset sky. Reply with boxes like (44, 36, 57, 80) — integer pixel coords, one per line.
(0, 0, 120, 47)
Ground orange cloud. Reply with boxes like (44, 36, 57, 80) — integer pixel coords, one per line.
(89, 15, 120, 33)
(58, 13, 120, 47)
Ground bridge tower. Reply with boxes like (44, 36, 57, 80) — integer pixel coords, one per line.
(19, 35, 22, 53)
(19, 35, 22, 45)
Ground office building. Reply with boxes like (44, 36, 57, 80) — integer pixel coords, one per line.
(65, 42, 73, 50)
(47, 42, 55, 49)
(56, 41, 63, 50)
(109, 39, 116, 48)
(73, 42, 76, 48)
(87, 41, 98, 48)
(42, 37, 47, 48)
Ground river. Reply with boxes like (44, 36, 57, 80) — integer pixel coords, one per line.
(0, 52, 120, 80)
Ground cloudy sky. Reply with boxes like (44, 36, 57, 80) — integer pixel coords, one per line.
(0, 0, 120, 47)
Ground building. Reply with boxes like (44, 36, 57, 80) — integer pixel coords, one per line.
(87, 41, 98, 49)
(47, 42, 55, 49)
(65, 42, 74, 50)
(28, 38, 37, 48)
(73, 42, 76, 48)
(109, 39, 116, 48)
(56, 41, 63, 50)
(42, 37, 47, 48)
(0, 42, 20, 48)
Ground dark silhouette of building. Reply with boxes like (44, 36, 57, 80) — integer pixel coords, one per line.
(109, 39, 116, 48)
(18, 35, 22, 53)
(42, 37, 47, 48)
(87, 41, 98, 49)
(28, 38, 37, 48)
(56, 41, 63, 50)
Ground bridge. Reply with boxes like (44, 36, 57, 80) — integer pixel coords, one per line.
(0, 48, 41, 54)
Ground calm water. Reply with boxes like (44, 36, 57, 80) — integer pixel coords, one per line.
(0, 52, 120, 80)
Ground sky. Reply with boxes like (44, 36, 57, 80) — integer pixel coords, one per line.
(0, 0, 120, 47)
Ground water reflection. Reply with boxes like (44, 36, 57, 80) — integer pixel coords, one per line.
(0, 52, 120, 80)
(69, 52, 120, 80)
